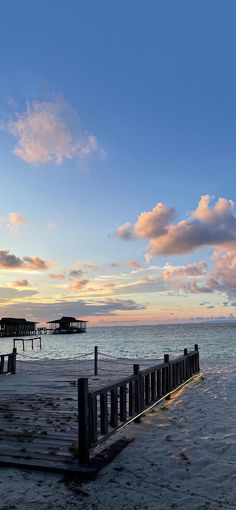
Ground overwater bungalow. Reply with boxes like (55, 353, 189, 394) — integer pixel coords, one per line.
(0, 317, 36, 337)
(47, 316, 88, 334)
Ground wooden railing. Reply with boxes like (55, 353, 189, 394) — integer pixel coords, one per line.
(0, 348, 17, 375)
(13, 337, 42, 351)
(78, 345, 200, 464)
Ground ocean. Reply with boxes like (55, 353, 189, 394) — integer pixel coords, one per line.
(0, 322, 235, 362)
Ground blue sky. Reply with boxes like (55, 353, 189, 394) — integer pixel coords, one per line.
(0, 1, 236, 325)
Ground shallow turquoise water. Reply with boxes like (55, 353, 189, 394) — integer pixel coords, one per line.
(0, 323, 235, 362)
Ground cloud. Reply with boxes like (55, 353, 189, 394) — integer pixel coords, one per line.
(116, 222, 135, 240)
(0, 212, 26, 234)
(162, 261, 207, 280)
(68, 269, 84, 278)
(48, 273, 66, 280)
(144, 253, 153, 263)
(6, 97, 105, 166)
(0, 287, 37, 302)
(159, 252, 236, 297)
(0, 297, 146, 321)
(118, 195, 236, 256)
(117, 203, 175, 241)
(150, 195, 236, 256)
(0, 250, 52, 271)
(113, 276, 166, 295)
(68, 279, 89, 291)
(160, 261, 213, 294)
(134, 202, 176, 239)
(8, 213, 26, 225)
(76, 260, 100, 271)
(13, 279, 29, 287)
(111, 262, 120, 268)
(206, 249, 236, 297)
(125, 259, 142, 270)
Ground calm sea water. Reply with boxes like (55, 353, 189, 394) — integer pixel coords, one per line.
(0, 323, 235, 362)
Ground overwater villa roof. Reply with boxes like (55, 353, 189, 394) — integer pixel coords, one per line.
(47, 316, 88, 324)
(0, 317, 36, 325)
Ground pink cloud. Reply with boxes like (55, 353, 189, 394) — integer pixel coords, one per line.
(118, 195, 236, 256)
(125, 259, 142, 270)
(76, 260, 100, 271)
(13, 279, 30, 287)
(116, 222, 135, 240)
(111, 262, 120, 268)
(68, 279, 89, 291)
(134, 202, 176, 239)
(162, 261, 207, 280)
(149, 196, 236, 255)
(49, 273, 66, 280)
(0, 212, 27, 233)
(206, 250, 236, 295)
(8, 213, 26, 225)
(7, 97, 105, 166)
(0, 250, 52, 271)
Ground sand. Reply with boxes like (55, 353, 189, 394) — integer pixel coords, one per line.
(1, 357, 236, 509)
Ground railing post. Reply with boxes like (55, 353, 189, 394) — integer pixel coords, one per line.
(94, 346, 98, 376)
(195, 344, 200, 372)
(164, 354, 171, 399)
(12, 347, 17, 374)
(133, 364, 141, 423)
(78, 378, 90, 465)
(7, 354, 12, 373)
(184, 348, 189, 380)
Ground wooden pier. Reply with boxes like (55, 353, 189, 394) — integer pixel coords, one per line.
(0, 347, 200, 475)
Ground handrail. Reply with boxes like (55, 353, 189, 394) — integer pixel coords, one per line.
(78, 344, 200, 465)
(0, 349, 17, 375)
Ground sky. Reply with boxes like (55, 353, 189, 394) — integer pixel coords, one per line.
(0, 0, 236, 326)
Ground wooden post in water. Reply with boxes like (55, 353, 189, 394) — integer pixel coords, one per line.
(39, 337, 42, 349)
(94, 346, 98, 376)
(78, 378, 90, 465)
(133, 364, 141, 423)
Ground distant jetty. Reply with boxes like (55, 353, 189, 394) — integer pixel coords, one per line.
(0, 316, 88, 337)
(0, 318, 36, 337)
(47, 316, 87, 334)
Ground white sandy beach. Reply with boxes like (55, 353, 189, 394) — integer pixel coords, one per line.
(1, 358, 236, 509)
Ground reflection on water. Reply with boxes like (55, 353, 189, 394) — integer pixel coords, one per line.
(0, 323, 235, 362)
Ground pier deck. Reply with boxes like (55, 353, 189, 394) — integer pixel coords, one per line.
(0, 358, 157, 473)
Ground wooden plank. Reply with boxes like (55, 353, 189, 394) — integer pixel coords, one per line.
(157, 369, 162, 397)
(100, 393, 108, 435)
(133, 364, 141, 423)
(120, 384, 126, 422)
(151, 371, 156, 401)
(89, 396, 97, 444)
(140, 374, 144, 410)
(128, 381, 135, 417)
(145, 373, 150, 405)
(110, 388, 118, 428)
(162, 367, 167, 395)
